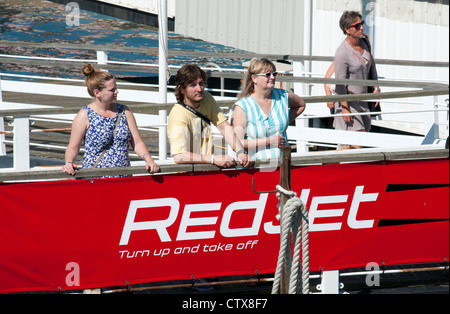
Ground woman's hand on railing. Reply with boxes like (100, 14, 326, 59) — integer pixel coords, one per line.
(62, 161, 78, 176)
(145, 160, 160, 174)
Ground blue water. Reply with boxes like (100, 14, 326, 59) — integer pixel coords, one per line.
(0, 3, 248, 79)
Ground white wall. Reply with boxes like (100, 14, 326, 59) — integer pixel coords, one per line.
(175, 0, 306, 55)
(311, 0, 449, 94)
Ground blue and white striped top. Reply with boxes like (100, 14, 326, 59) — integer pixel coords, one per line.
(235, 88, 290, 160)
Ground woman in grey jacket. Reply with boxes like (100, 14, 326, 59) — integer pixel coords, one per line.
(334, 11, 380, 149)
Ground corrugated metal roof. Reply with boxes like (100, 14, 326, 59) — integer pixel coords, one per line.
(175, 0, 306, 55)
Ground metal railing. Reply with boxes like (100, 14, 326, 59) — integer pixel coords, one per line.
(1, 40, 449, 171)
(0, 147, 447, 183)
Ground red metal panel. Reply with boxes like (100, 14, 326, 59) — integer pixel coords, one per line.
(0, 159, 448, 293)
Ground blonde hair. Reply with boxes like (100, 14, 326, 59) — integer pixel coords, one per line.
(239, 58, 276, 99)
(83, 64, 114, 97)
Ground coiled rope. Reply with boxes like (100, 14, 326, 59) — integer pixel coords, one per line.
(272, 185, 310, 294)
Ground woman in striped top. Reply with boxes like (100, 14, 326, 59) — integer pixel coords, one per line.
(231, 58, 305, 160)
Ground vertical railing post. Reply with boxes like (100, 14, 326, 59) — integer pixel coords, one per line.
(206, 63, 225, 97)
(96, 51, 108, 67)
(293, 61, 309, 153)
(0, 76, 6, 156)
(320, 270, 340, 294)
(279, 146, 292, 294)
(292, 61, 306, 96)
(446, 98, 449, 136)
(159, 109, 167, 161)
(158, 0, 168, 104)
(0, 118, 5, 156)
(422, 95, 440, 144)
(13, 116, 30, 171)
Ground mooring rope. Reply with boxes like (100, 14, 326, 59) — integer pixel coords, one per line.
(272, 185, 310, 294)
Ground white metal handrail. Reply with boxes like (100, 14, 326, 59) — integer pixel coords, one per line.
(1, 44, 449, 171)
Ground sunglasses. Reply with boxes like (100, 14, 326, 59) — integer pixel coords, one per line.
(349, 20, 365, 30)
(255, 71, 278, 78)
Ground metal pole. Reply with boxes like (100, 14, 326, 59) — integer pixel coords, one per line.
(303, 0, 313, 94)
(0, 76, 6, 156)
(13, 116, 30, 171)
(279, 145, 292, 294)
(159, 110, 167, 161)
(158, 0, 168, 104)
(320, 270, 340, 294)
(362, 0, 376, 53)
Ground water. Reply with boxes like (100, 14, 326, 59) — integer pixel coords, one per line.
(0, 0, 248, 79)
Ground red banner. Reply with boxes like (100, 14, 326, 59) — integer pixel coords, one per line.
(0, 158, 448, 293)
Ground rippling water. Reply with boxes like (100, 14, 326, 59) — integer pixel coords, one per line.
(0, 0, 247, 79)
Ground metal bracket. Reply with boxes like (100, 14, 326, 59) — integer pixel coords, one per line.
(251, 177, 278, 194)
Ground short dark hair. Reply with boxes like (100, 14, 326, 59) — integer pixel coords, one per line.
(339, 11, 362, 35)
(175, 64, 208, 104)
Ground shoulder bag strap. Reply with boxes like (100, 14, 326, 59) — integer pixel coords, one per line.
(361, 37, 376, 82)
(361, 36, 372, 53)
(178, 102, 211, 125)
(93, 105, 124, 168)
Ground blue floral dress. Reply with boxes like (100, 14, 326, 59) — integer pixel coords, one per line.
(82, 104, 131, 170)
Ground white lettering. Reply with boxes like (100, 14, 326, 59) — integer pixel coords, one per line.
(263, 189, 310, 234)
(119, 198, 180, 245)
(176, 203, 221, 241)
(309, 195, 348, 231)
(220, 193, 268, 237)
(347, 186, 377, 229)
(119, 186, 380, 246)
(183, 298, 216, 311)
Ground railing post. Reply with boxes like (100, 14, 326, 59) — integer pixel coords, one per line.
(422, 95, 440, 144)
(446, 98, 449, 135)
(158, 0, 168, 104)
(320, 270, 340, 294)
(293, 61, 309, 153)
(0, 117, 5, 156)
(278, 146, 292, 294)
(96, 51, 108, 68)
(159, 109, 167, 161)
(295, 118, 309, 153)
(292, 61, 307, 96)
(0, 76, 6, 156)
(13, 116, 30, 171)
(206, 63, 225, 97)
(96, 51, 108, 65)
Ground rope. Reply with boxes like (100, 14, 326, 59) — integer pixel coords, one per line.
(272, 185, 310, 294)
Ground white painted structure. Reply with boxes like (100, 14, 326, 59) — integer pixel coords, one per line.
(175, 0, 448, 80)
(97, 0, 176, 18)
(174, 0, 448, 58)
(175, 0, 307, 55)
